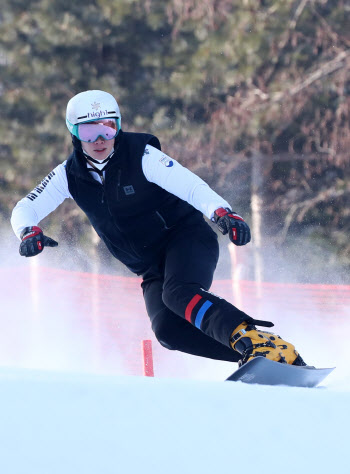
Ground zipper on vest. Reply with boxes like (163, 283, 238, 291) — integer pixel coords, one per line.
(100, 174, 107, 204)
(117, 169, 121, 201)
(156, 211, 171, 230)
(85, 163, 106, 203)
(100, 176, 106, 204)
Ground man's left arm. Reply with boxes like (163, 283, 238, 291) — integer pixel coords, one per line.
(142, 145, 251, 245)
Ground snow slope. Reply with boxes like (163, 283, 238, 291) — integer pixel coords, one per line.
(0, 367, 348, 474)
(1, 255, 349, 473)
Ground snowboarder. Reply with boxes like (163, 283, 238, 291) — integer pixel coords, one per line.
(11, 90, 305, 367)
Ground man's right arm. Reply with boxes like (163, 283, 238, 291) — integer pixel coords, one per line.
(11, 162, 72, 240)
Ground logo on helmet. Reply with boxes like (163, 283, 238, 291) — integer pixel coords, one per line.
(91, 102, 101, 110)
(86, 109, 109, 119)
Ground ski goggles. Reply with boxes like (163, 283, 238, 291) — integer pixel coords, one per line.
(73, 118, 120, 142)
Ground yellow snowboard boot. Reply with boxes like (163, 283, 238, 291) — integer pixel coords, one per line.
(230, 321, 306, 367)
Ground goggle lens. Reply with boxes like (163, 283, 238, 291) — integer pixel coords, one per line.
(78, 119, 118, 142)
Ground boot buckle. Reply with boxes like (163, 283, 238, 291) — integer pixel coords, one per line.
(230, 328, 246, 345)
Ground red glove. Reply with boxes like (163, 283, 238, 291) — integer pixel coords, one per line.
(213, 208, 251, 246)
(19, 226, 58, 257)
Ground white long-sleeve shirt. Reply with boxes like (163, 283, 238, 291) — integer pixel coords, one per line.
(11, 145, 230, 239)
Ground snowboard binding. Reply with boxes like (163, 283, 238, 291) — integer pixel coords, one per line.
(230, 321, 306, 367)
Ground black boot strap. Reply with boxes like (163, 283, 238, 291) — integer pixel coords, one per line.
(250, 318, 274, 328)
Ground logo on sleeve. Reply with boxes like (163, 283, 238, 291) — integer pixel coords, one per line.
(159, 155, 174, 167)
(26, 171, 56, 202)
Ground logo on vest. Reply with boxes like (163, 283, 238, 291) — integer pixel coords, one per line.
(123, 185, 135, 196)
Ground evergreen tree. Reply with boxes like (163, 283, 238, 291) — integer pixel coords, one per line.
(1, 0, 349, 279)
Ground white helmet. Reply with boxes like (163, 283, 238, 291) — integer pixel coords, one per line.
(66, 90, 121, 137)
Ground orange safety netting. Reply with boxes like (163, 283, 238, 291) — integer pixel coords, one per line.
(1, 266, 349, 377)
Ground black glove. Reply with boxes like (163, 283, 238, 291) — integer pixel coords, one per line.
(213, 208, 251, 246)
(19, 226, 58, 257)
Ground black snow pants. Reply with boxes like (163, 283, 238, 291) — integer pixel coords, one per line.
(141, 217, 251, 362)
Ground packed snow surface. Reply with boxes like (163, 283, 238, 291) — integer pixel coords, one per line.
(1, 261, 349, 473)
(0, 367, 348, 474)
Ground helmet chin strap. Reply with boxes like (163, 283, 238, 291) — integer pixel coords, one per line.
(82, 148, 115, 166)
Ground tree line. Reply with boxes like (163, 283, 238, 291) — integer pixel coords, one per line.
(0, 0, 349, 281)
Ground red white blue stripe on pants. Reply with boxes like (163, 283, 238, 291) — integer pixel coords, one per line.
(185, 295, 213, 329)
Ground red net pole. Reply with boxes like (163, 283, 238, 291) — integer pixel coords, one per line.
(141, 339, 154, 377)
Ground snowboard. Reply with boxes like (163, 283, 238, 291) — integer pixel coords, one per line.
(226, 357, 335, 388)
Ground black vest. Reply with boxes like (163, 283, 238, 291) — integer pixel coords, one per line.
(65, 130, 201, 274)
